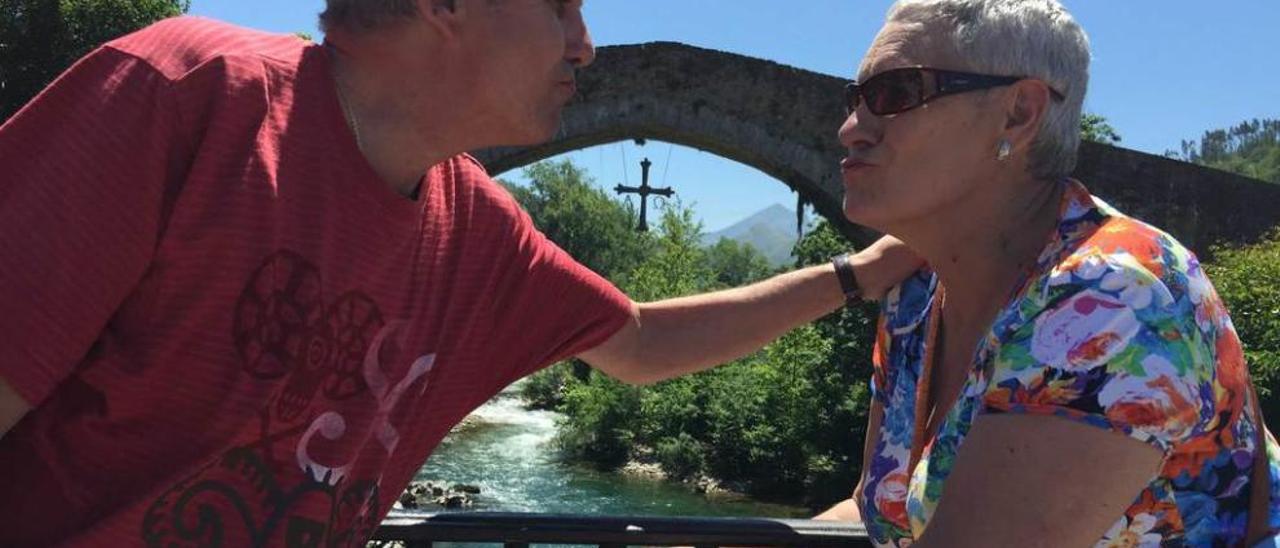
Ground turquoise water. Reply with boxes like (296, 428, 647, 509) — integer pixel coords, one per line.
(416, 385, 808, 519)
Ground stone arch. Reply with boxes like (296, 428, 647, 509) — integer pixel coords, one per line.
(475, 42, 1280, 254)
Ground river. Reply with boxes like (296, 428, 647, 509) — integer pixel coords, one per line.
(415, 383, 809, 519)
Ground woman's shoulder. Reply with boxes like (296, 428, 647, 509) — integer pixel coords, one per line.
(991, 185, 1229, 381)
(1041, 189, 1206, 320)
(880, 268, 938, 334)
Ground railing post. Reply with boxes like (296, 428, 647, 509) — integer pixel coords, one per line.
(374, 511, 873, 546)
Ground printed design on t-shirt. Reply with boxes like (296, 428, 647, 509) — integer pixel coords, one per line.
(233, 250, 381, 420)
(141, 250, 435, 548)
(296, 322, 435, 486)
(140, 448, 385, 548)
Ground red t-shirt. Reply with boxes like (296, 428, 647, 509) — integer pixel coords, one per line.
(0, 16, 631, 546)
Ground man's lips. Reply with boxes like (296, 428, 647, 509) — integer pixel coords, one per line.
(841, 158, 874, 172)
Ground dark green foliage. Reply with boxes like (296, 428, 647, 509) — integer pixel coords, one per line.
(1173, 119, 1280, 184)
(792, 221, 881, 378)
(1, 0, 189, 121)
(521, 361, 575, 411)
(654, 433, 706, 481)
(502, 160, 652, 281)
(1205, 230, 1280, 425)
(553, 370, 642, 469)
(617, 204, 715, 301)
(705, 237, 776, 288)
(1080, 112, 1122, 145)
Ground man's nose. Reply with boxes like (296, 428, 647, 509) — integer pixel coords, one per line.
(565, 8, 595, 68)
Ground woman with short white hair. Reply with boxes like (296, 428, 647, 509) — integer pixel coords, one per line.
(816, 1, 1280, 545)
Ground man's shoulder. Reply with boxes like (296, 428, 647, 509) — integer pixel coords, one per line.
(432, 154, 495, 190)
(105, 16, 311, 81)
(430, 154, 529, 219)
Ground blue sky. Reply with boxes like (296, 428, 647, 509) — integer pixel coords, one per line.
(188, 1, 1280, 232)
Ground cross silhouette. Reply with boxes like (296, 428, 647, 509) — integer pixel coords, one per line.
(614, 158, 675, 232)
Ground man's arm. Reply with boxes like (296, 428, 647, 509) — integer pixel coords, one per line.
(0, 48, 180, 411)
(579, 236, 919, 385)
(0, 377, 31, 441)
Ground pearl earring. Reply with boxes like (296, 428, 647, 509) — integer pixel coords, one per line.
(996, 140, 1012, 162)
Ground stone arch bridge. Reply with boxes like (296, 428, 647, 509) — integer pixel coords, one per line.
(475, 42, 1280, 255)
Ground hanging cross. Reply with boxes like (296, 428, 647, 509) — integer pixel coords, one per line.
(614, 157, 675, 232)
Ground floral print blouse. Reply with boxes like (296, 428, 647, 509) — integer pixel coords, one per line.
(859, 180, 1280, 547)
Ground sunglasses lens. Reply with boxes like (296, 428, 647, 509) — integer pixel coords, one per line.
(866, 70, 924, 115)
(844, 83, 859, 114)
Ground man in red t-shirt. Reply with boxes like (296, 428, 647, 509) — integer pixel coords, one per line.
(0, 1, 916, 545)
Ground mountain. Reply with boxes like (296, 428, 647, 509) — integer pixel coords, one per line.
(703, 204, 801, 267)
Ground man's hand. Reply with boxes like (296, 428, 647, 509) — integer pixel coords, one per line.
(845, 234, 923, 302)
(578, 236, 922, 385)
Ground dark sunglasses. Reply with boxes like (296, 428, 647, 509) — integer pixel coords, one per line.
(844, 66, 1066, 117)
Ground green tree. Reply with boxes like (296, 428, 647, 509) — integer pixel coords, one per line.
(1, 0, 189, 121)
(1174, 119, 1280, 184)
(618, 203, 714, 301)
(502, 160, 651, 280)
(555, 201, 714, 468)
(704, 237, 775, 288)
(554, 370, 643, 469)
(1080, 112, 1122, 145)
(792, 221, 881, 372)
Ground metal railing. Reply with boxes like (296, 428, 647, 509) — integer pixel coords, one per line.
(372, 511, 874, 547)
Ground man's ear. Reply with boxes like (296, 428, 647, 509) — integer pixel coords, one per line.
(417, 0, 469, 39)
(1002, 79, 1053, 154)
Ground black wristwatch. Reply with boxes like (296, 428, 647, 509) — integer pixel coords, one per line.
(831, 252, 862, 306)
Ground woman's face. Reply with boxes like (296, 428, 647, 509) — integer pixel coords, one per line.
(838, 21, 1008, 233)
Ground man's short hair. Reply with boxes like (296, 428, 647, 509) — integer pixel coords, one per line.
(319, 0, 424, 34)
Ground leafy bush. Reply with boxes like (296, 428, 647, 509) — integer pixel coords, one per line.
(520, 362, 576, 411)
(655, 433, 706, 481)
(554, 371, 642, 469)
(1205, 229, 1280, 425)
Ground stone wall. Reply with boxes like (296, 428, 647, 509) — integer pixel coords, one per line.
(476, 42, 1280, 256)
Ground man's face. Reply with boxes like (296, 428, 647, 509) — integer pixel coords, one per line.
(464, 0, 595, 146)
